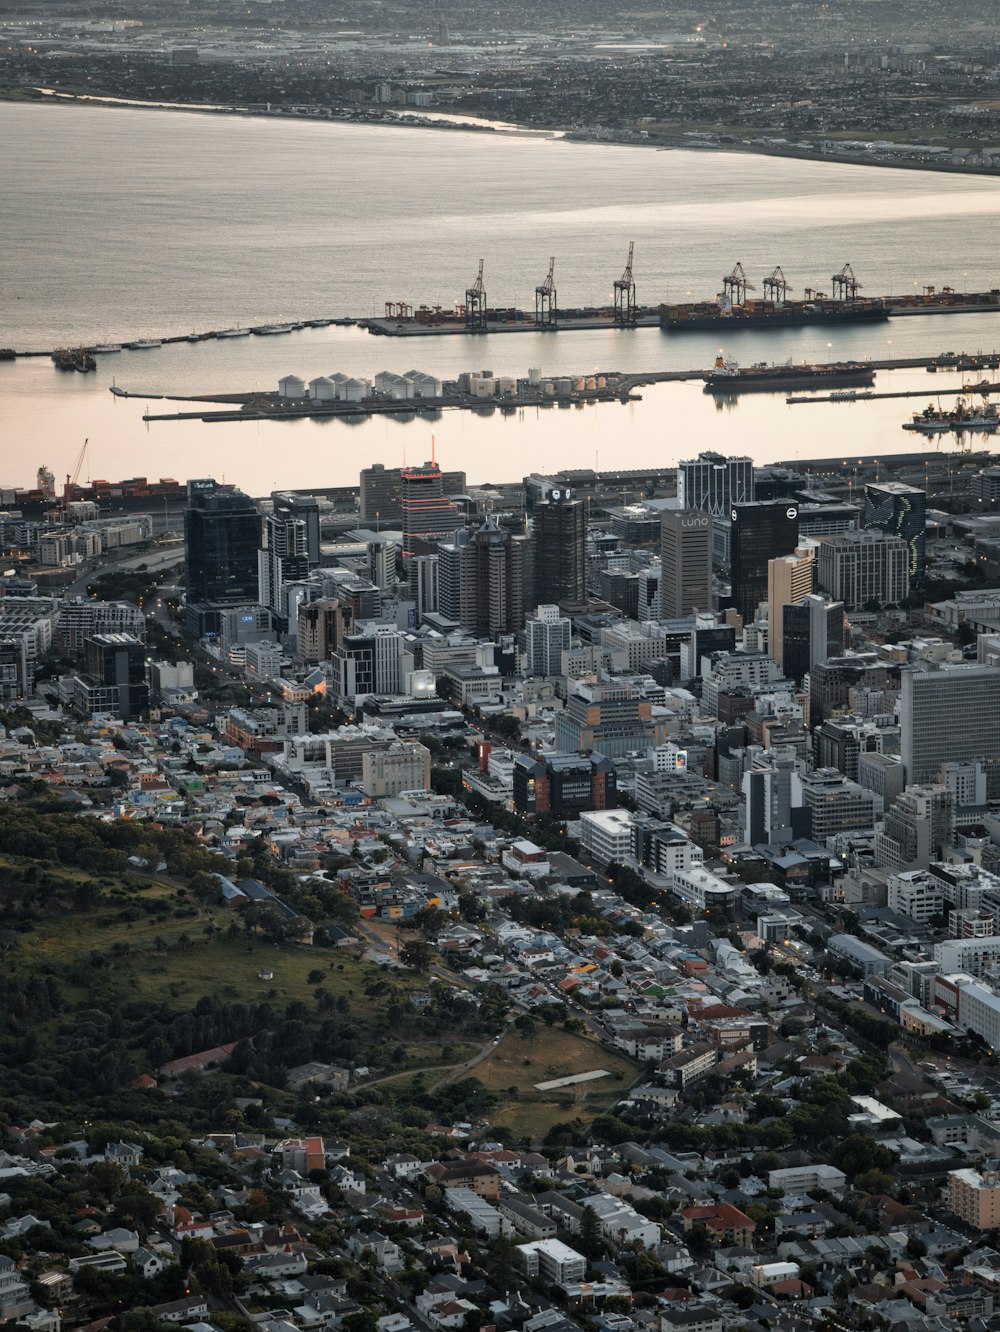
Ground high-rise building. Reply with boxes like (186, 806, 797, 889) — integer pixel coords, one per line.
(360, 462, 465, 527)
(780, 594, 844, 684)
(400, 461, 462, 561)
(809, 653, 887, 724)
(730, 501, 799, 623)
(678, 451, 754, 517)
(532, 488, 586, 608)
(874, 783, 955, 871)
(410, 554, 439, 623)
(864, 481, 926, 587)
(258, 510, 310, 628)
(900, 663, 1000, 784)
(524, 605, 571, 678)
(554, 680, 670, 757)
(272, 491, 321, 565)
(333, 627, 410, 700)
(438, 518, 529, 636)
(83, 632, 148, 719)
(817, 531, 909, 609)
(767, 548, 815, 667)
(297, 598, 350, 663)
(184, 478, 260, 605)
(661, 510, 713, 618)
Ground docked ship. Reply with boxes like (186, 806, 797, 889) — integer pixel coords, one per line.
(903, 400, 1000, 434)
(663, 261, 889, 332)
(703, 354, 875, 395)
(51, 347, 97, 372)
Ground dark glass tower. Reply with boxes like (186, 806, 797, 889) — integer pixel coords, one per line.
(532, 488, 586, 609)
(730, 500, 799, 622)
(184, 478, 260, 605)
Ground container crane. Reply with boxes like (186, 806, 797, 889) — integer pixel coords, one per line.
(64, 437, 88, 505)
(832, 263, 862, 303)
(535, 256, 557, 328)
(614, 241, 636, 326)
(465, 259, 487, 332)
(722, 262, 755, 308)
(762, 266, 791, 304)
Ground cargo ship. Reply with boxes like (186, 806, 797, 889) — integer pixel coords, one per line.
(703, 355, 875, 395)
(663, 298, 888, 332)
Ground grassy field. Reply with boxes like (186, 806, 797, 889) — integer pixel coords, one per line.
(472, 1025, 638, 1140)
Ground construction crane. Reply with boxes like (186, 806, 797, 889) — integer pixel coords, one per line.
(832, 263, 862, 303)
(762, 266, 791, 304)
(64, 437, 88, 505)
(722, 261, 755, 308)
(535, 256, 557, 328)
(465, 259, 487, 332)
(614, 241, 636, 326)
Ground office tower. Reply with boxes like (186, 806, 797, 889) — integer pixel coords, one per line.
(900, 663, 1000, 784)
(554, 680, 669, 757)
(742, 750, 799, 846)
(438, 518, 529, 636)
(333, 626, 410, 699)
(817, 530, 909, 609)
(297, 598, 350, 663)
(767, 547, 815, 667)
(513, 752, 617, 817)
(857, 752, 907, 809)
(532, 487, 586, 608)
(410, 554, 439, 623)
(798, 768, 879, 841)
(368, 537, 395, 591)
(874, 783, 955, 871)
(678, 451, 754, 516)
(272, 490, 320, 565)
(661, 510, 713, 618)
(809, 653, 887, 724)
(730, 500, 799, 623)
(401, 460, 462, 562)
(83, 632, 148, 719)
(864, 481, 926, 586)
(258, 510, 310, 629)
(524, 605, 571, 678)
(184, 478, 260, 605)
(781, 593, 844, 684)
(814, 718, 884, 781)
(360, 462, 465, 527)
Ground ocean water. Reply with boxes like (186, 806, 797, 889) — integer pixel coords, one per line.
(3, 101, 1000, 493)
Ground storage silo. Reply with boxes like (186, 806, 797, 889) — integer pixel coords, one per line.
(278, 374, 306, 399)
(310, 376, 336, 401)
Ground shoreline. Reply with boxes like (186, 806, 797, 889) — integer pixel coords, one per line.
(7, 87, 1000, 180)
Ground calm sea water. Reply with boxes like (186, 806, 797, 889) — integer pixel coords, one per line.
(4, 101, 1000, 493)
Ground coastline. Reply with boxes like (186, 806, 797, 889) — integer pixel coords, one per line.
(7, 86, 1000, 179)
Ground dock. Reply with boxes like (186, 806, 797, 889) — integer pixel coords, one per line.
(788, 380, 1000, 405)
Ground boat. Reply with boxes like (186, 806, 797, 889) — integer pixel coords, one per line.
(829, 389, 874, 401)
(0, 348, 15, 361)
(662, 299, 888, 332)
(91, 343, 122, 354)
(703, 354, 876, 394)
(126, 339, 161, 350)
(903, 399, 1000, 434)
(308, 318, 333, 327)
(51, 347, 97, 372)
(217, 326, 251, 338)
(253, 324, 296, 336)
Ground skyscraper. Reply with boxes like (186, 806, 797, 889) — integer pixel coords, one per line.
(532, 488, 586, 608)
(661, 509, 713, 618)
(864, 481, 926, 587)
(360, 462, 465, 527)
(781, 594, 845, 684)
(524, 605, 572, 678)
(401, 461, 461, 561)
(83, 632, 148, 720)
(817, 531, 909, 609)
(678, 451, 754, 517)
(272, 491, 320, 565)
(873, 783, 955, 871)
(438, 518, 529, 636)
(767, 547, 815, 667)
(258, 509, 310, 629)
(730, 500, 799, 622)
(900, 663, 1000, 784)
(184, 478, 260, 605)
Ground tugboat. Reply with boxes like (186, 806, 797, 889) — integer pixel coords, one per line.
(903, 398, 1000, 434)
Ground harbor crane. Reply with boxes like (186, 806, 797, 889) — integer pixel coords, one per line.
(63, 437, 88, 505)
(535, 256, 557, 328)
(614, 241, 637, 326)
(385, 300, 413, 320)
(722, 262, 755, 307)
(762, 266, 791, 304)
(465, 259, 487, 332)
(832, 263, 862, 303)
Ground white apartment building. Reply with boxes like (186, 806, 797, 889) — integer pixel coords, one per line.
(516, 1240, 587, 1285)
(579, 809, 634, 867)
